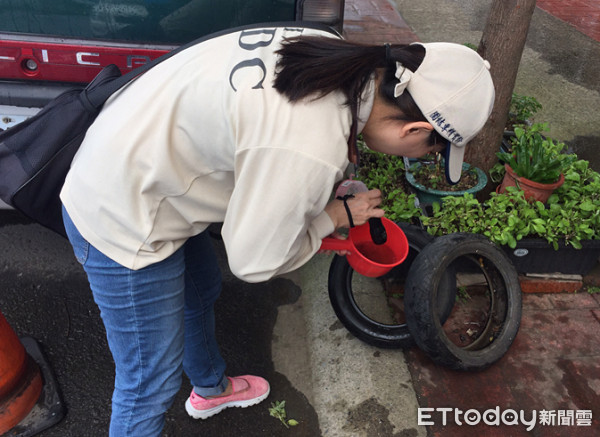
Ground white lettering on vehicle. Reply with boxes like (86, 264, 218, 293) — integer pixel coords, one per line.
(127, 55, 150, 69)
(76, 52, 100, 66)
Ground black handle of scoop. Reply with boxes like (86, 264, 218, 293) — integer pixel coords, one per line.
(368, 218, 387, 245)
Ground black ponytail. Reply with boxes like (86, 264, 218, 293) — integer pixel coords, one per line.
(274, 36, 427, 123)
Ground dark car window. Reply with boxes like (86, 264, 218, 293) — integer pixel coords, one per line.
(0, 0, 296, 44)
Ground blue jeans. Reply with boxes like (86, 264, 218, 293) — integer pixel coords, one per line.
(62, 207, 227, 436)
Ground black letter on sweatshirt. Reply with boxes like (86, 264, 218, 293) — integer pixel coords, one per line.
(238, 28, 277, 50)
(229, 58, 267, 91)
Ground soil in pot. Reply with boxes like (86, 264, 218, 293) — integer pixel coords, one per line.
(412, 164, 480, 192)
(406, 162, 488, 206)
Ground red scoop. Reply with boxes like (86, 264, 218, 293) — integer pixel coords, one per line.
(320, 217, 409, 277)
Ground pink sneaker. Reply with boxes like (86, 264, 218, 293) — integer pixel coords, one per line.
(185, 375, 270, 419)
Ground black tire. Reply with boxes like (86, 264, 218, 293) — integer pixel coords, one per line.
(404, 233, 522, 371)
(327, 223, 455, 349)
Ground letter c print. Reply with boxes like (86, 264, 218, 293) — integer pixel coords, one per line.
(229, 58, 267, 91)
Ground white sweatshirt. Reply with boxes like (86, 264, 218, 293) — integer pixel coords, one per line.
(61, 24, 374, 282)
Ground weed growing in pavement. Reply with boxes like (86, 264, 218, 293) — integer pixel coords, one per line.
(268, 400, 299, 428)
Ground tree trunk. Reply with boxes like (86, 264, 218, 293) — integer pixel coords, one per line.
(465, 0, 537, 179)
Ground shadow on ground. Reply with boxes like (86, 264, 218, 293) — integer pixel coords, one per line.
(0, 212, 320, 437)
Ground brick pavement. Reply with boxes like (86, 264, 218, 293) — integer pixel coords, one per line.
(537, 0, 600, 42)
(405, 291, 600, 436)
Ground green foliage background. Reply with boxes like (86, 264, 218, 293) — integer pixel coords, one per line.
(357, 143, 600, 250)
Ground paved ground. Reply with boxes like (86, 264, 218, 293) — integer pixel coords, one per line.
(405, 291, 600, 437)
(0, 214, 323, 437)
(2, 1, 600, 436)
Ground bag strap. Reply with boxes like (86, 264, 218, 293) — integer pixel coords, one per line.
(85, 21, 339, 109)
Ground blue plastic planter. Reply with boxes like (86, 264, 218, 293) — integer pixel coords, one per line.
(405, 163, 488, 205)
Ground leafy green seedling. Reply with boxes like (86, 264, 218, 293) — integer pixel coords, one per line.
(456, 286, 471, 304)
(586, 286, 600, 295)
(269, 400, 299, 428)
(509, 93, 542, 127)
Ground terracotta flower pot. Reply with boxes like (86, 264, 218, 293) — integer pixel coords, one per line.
(496, 163, 564, 203)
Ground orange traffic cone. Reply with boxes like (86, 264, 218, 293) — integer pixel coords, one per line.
(0, 311, 43, 435)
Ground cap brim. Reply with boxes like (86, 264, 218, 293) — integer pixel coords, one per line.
(445, 142, 465, 185)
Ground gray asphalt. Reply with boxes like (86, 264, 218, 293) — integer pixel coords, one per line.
(1, 213, 324, 437)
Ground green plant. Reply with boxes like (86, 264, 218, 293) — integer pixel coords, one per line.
(586, 286, 600, 295)
(355, 128, 600, 250)
(411, 162, 446, 191)
(356, 142, 422, 223)
(423, 190, 533, 248)
(409, 158, 480, 192)
(384, 187, 421, 222)
(545, 159, 600, 248)
(488, 162, 506, 184)
(456, 286, 471, 304)
(268, 400, 298, 428)
(506, 93, 542, 130)
(421, 157, 600, 250)
(422, 189, 530, 248)
(496, 123, 575, 184)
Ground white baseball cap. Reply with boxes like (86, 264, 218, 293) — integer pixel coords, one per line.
(394, 42, 495, 184)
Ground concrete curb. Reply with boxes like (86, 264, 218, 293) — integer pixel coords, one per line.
(276, 255, 425, 436)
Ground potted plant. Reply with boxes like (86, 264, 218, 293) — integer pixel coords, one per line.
(353, 128, 600, 276)
(496, 123, 575, 203)
(405, 154, 488, 206)
(420, 172, 600, 276)
(505, 93, 543, 133)
(502, 93, 543, 153)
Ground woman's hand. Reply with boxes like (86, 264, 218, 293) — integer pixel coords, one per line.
(324, 189, 384, 230)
